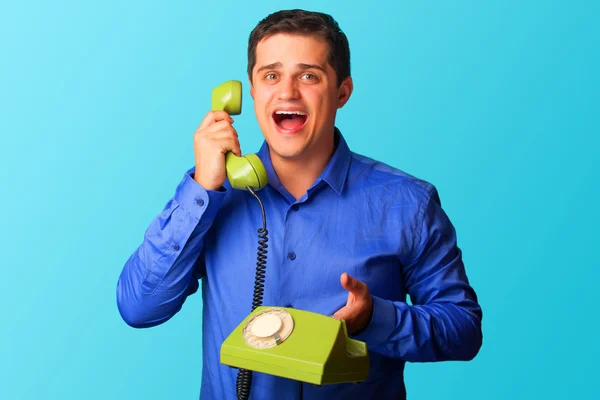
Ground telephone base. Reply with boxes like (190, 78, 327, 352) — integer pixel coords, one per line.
(220, 306, 370, 385)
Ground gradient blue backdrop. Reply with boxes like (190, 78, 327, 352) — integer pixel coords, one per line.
(1, 1, 598, 398)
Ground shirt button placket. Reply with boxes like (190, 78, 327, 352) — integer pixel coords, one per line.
(286, 203, 300, 263)
(289, 201, 302, 261)
(281, 201, 300, 308)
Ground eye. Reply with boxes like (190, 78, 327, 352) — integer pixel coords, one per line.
(264, 73, 278, 81)
(300, 73, 318, 81)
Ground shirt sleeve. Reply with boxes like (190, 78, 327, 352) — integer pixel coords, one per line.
(351, 186, 483, 362)
(116, 167, 226, 328)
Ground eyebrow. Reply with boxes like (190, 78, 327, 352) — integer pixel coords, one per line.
(256, 62, 326, 74)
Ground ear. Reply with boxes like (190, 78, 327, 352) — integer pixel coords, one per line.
(248, 76, 254, 99)
(337, 76, 353, 109)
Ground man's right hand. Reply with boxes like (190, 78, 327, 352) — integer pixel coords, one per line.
(193, 110, 242, 190)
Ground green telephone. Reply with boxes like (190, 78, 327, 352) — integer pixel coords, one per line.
(211, 80, 268, 191)
(211, 80, 370, 399)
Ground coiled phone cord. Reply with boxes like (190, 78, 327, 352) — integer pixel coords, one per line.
(236, 185, 269, 400)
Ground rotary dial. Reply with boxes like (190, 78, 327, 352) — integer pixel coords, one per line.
(242, 308, 294, 349)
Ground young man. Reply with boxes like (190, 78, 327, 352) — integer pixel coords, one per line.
(117, 9, 483, 400)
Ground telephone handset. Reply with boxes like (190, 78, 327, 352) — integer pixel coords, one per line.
(211, 80, 268, 191)
(212, 80, 369, 400)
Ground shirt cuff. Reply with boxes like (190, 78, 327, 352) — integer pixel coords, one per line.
(350, 295, 397, 347)
(173, 170, 226, 223)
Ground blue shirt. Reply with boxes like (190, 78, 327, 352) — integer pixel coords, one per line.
(116, 128, 482, 399)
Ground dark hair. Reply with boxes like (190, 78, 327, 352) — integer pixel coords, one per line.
(247, 9, 351, 86)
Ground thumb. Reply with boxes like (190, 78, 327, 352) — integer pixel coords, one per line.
(332, 305, 352, 321)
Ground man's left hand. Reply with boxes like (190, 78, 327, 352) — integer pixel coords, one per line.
(332, 272, 373, 334)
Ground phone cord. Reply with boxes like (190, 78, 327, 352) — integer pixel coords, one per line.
(236, 186, 269, 400)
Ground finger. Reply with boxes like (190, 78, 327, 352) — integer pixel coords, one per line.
(340, 272, 367, 295)
(210, 130, 241, 150)
(204, 120, 238, 136)
(193, 127, 240, 152)
(332, 305, 353, 321)
(197, 110, 234, 131)
(219, 137, 242, 157)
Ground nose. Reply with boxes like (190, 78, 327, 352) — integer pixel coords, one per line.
(276, 76, 300, 101)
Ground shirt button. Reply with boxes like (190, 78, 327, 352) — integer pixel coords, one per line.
(173, 244, 180, 251)
(196, 199, 205, 206)
(292, 204, 299, 211)
(288, 252, 296, 260)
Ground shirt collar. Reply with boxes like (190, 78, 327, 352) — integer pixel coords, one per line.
(256, 126, 352, 197)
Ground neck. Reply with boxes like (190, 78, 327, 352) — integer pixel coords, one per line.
(270, 135, 336, 200)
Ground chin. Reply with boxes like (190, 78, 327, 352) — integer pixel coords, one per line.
(266, 138, 306, 160)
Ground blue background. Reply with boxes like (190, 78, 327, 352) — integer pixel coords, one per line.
(1, 0, 598, 398)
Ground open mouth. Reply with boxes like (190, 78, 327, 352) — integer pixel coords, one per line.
(272, 110, 308, 132)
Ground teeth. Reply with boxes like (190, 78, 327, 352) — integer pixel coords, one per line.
(275, 110, 306, 115)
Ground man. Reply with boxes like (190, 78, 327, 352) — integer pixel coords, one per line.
(116, 9, 483, 400)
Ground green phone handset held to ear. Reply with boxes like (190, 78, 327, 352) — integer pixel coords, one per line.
(211, 80, 268, 191)
(212, 80, 369, 400)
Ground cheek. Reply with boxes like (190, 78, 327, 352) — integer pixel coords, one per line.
(253, 98, 267, 115)
(253, 93, 273, 113)
(305, 91, 329, 114)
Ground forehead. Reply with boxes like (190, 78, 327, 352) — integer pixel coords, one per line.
(254, 33, 330, 68)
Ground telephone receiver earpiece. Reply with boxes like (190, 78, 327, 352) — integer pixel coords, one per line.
(212, 80, 268, 191)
